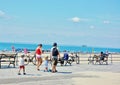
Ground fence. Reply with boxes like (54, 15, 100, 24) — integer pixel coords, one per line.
(76, 53, 120, 64)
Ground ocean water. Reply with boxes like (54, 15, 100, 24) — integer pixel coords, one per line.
(0, 42, 120, 53)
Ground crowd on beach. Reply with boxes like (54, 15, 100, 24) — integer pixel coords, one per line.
(18, 42, 65, 75)
(17, 42, 82, 75)
(17, 42, 110, 75)
(0, 42, 111, 75)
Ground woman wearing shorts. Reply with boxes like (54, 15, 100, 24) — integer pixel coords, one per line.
(35, 44, 42, 71)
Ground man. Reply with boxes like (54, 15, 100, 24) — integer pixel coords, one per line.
(50, 43, 60, 73)
(63, 50, 69, 65)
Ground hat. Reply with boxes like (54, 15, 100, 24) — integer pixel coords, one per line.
(53, 42, 57, 46)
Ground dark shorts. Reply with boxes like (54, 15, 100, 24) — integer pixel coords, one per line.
(52, 58, 58, 66)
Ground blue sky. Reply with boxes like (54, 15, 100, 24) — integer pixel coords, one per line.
(0, 0, 120, 48)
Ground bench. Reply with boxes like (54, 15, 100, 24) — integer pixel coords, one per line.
(0, 53, 17, 68)
(88, 56, 94, 64)
(58, 56, 76, 66)
(88, 55, 108, 65)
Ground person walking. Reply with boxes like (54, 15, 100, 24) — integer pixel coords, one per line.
(50, 42, 60, 73)
(18, 55, 26, 75)
(44, 56, 49, 72)
(35, 44, 43, 71)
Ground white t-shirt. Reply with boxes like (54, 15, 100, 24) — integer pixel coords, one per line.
(18, 57, 24, 66)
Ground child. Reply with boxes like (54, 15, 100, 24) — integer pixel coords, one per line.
(44, 56, 49, 72)
(18, 55, 26, 75)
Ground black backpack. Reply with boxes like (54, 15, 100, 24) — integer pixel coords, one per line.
(52, 47, 59, 56)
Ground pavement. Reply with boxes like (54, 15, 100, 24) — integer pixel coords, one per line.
(0, 62, 120, 85)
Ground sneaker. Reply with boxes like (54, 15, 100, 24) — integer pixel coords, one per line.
(52, 71, 55, 73)
(55, 70, 58, 72)
(18, 73, 21, 75)
(37, 69, 40, 71)
(23, 73, 26, 75)
(48, 69, 52, 72)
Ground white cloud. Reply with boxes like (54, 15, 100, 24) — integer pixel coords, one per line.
(0, 10, 5, 17)
(103, 20, 110, 24)
(70, 17, 89, 23)
(0, 10, 11, 19)
(71, 17, 80, 22)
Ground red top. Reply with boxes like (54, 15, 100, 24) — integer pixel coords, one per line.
(36, 48, 42, 55)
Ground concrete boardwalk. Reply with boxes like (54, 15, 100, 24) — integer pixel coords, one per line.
(0, 63, 120, 85)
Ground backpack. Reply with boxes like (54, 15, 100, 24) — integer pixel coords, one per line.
(52, 47, 59, 56)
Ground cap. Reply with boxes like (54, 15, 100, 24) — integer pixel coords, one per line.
(53, 42, 57, 46)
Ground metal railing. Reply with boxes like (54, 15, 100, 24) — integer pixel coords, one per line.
(77, 53, 120, 64)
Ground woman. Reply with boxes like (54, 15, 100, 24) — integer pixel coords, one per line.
(35, 44, 43, 71)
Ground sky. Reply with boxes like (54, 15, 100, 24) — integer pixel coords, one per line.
(0, 0, 120, 48)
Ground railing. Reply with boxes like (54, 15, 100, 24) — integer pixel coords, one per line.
(77, 53, 120, 64)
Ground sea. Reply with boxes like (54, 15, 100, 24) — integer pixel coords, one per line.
(0, 42, 120, 53)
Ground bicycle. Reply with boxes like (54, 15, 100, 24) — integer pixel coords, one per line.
(24, 53, 36, 65)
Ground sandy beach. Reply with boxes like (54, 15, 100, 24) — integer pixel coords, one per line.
(0, 52, 120, 85)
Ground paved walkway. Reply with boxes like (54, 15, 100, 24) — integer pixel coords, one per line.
(0, 63, 120, 85)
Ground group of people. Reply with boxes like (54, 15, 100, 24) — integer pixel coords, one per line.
(90, 51, 109, 65)
(18, 42, 60, 75)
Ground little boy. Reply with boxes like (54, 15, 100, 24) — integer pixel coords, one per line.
(44, 56, 49, 72)
(18, 55, 26, 75)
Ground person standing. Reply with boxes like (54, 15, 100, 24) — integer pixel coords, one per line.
(18, 55, 26, 75)
(12, 45, 15, 52)
(44, 56, 49, 72)
(35, 44, 43, 71)
(50, 43, 60, 73)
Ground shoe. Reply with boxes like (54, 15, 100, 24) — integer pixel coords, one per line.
(37, 69, 40, 71)
(55, 70, 58, 72)
(48, 69, 52, 72)
(23, 73, 26, 75)
(52, 71, 55, 73)
(18, 73, 21, 75)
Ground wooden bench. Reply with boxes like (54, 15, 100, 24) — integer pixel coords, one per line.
(88, 55, 108, 65)
(0, 53, 17, 68)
